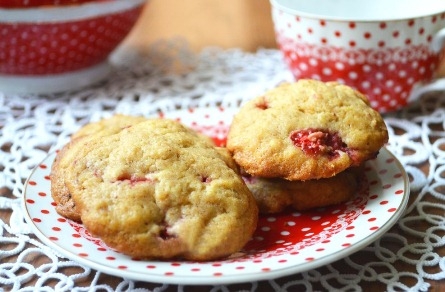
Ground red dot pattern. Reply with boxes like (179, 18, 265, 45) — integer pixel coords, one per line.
(22, 107, 409, 281)
(272, 9, 445, 112)
(0, 6, 143, 75)
(0, 0, 96, 8)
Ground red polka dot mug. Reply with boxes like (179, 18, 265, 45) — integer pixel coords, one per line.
(270, 0, 445, 113)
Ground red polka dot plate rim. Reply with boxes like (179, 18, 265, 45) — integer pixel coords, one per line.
(21, 106, 410, 285)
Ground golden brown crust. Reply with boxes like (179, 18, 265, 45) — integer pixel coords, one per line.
(242, 176, 292, 214)
(50, 115, 148, 221)
(60, 118, 258, 261)
(50, 140, 83, 222)
(227, 80, 388, 180)
(243, 166, 363, 214)
(286, 167, 362, 211)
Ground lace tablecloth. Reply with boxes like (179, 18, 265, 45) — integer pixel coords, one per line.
(1, 40, 445, 291)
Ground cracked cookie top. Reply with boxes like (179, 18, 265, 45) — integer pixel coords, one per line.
(60, 118, 258, 261)
(227, 79, 388, 180)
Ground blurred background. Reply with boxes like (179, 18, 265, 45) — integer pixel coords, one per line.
(122, 0, 277, 52)
(123, 0, 445, 75)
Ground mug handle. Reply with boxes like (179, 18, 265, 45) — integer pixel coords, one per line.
(408, 27, 445, 103)
(431, 27, 445, 53)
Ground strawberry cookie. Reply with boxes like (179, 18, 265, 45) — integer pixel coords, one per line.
(227, 79, 388, 180)
(50, 115, 148, 222)
(56, 118, 258, 261)
(243, 166, 362, 214)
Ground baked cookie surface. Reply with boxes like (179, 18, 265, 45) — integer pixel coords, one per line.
(244, 167, 362, 214)
(242, 176, 292, 214)
(286, 167, 362, 211)
(64, 119, 258, 261)
(50, 115, 147, 222)
(226, 79, 388, 180)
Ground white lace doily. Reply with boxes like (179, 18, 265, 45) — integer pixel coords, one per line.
(1, 39, 445, 291)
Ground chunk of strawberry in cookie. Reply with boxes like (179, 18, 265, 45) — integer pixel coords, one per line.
(255, 96, 269, 110)
(289, 128, 347, 159)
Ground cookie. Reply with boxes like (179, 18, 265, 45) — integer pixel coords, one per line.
(243, 166, 362, 214)
(227, 79, 388, 180)
(242, 176, 292, 214)
(64, 119, 258, 261)
(50, 139, 84, 222)
(286, 166, 362, 211)
(50, 115, 147, 221)
(70, 114, 147, 140)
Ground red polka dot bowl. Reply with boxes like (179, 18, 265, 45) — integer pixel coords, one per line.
(270, 0, 445, 113)
(0, 0, 98, 8)
(0, 0, 147, 94)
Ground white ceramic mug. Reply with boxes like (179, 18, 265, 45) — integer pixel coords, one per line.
(270, 0, 445, 112)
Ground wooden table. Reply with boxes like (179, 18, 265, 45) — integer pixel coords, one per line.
(122, 0, 276, 53)
(123, 0, 445, 73)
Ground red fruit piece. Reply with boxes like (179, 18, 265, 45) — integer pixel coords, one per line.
(256, 96, 269, 110)
(159, 223, 176, 240)
(241, 175, 257, 184)
(200, 175, 212, 183)
(115, 173, 153, 186)
(289, 128, 347, 158)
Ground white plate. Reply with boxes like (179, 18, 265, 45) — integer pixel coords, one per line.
(22, 107, 410, 285)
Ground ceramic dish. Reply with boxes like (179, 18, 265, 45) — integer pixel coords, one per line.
(0, 0, 147, 94)
(22, 106, 410, 285)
